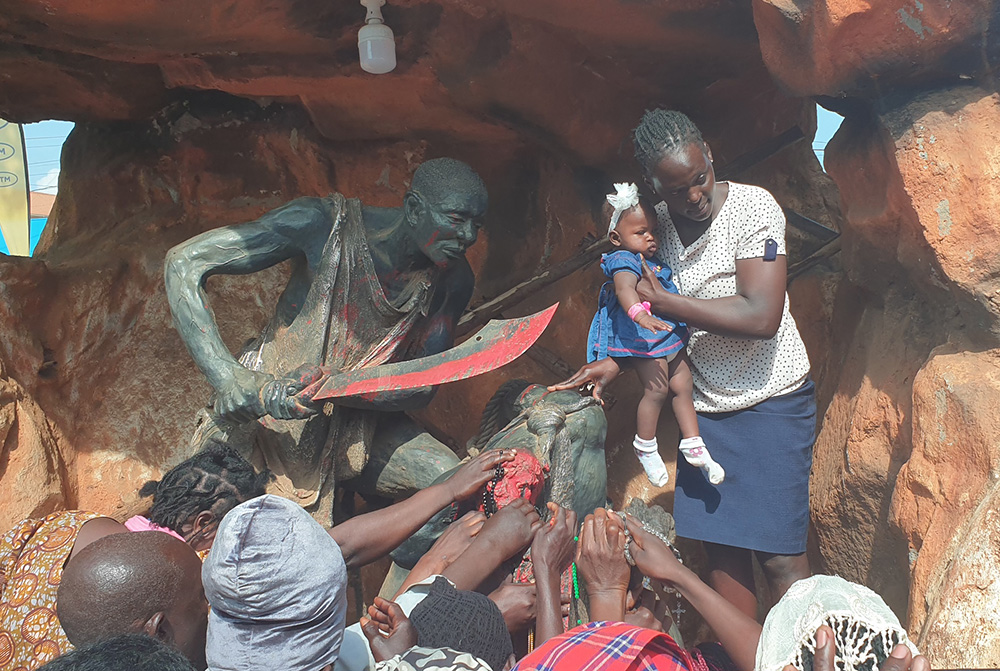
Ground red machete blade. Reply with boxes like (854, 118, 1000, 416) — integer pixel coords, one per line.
(311, 303, 559, 400)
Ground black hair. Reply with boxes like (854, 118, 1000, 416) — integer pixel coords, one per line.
(38, 634, 195, 671)
(632, 109, 705, 173)
(409, 157, 487, 205)
(138, 444, 272, 534)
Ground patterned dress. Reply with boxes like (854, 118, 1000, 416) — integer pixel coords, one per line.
(0, 511, 101, 671)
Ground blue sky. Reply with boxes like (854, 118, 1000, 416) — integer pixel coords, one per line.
(814, 105, 842, 170)
(24, 119, 73, 194)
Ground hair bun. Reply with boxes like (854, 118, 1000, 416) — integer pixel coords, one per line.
(138, 479, 160, 498)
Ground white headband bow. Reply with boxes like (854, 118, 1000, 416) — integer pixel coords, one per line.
(606, 182, 640, 234)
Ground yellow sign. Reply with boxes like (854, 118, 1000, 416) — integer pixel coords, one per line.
(0, 120, 29, 256)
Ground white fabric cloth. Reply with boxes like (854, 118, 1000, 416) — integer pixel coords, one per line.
(653, 181, 811, 413)
(756, 575, 919, 671)
(374, 646, 492, 671)
(607, 182, 640, 233)
(337, 575, 453, 671)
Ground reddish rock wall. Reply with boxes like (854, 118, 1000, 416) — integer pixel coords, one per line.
(2, 0, 998, 665)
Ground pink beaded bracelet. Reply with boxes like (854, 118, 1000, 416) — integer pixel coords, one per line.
(627, 301, 651, 321)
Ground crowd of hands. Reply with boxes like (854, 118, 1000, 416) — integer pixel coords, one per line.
(356, 449, 929, 671)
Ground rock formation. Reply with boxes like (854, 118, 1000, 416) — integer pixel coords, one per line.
(0, 0, 996, 664)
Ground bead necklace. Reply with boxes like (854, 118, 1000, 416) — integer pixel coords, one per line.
(481, 463, 506, 518)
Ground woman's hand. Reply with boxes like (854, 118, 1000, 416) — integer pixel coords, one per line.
(444, 449, 517, 502)
(576, 509, 630, 599)
(636, 260, 672, 314)
(547, 358, 622, 403)
(531, 503, 578, 578)
(395, 511, 486, 597)
(793, 626, 930, 671)
(361, 597, 417, 662)
(489, 580, 537, 633)
(623, 515, 687, 585)
(624, 587, 670, 633)
(481, 497, 543, 560)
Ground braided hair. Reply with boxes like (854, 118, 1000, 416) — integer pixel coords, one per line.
(138, 444, 272, 534)
(632, 109, 705, 173)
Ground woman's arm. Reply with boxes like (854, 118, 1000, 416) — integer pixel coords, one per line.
(625, 518, 761, 671)
(442, 498, 541, 590)
(575, 509, 630, 622)
(530, 504, 578, 645)
(637, 256, 786, 339)
(329, 450, 514, 569)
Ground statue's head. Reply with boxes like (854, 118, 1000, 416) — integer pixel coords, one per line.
(404, 158, 489, 267)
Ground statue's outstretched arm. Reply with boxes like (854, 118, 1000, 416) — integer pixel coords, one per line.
(164, 199, 327, 422)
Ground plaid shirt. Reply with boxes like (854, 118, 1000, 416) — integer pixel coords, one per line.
(514, 621, 693, 671)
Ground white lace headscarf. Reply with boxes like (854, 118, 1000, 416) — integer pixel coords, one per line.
(756, 575, 919, 671)
(606, 182, 640, 234)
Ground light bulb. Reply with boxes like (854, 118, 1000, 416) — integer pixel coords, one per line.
(359, 0, 396, 74)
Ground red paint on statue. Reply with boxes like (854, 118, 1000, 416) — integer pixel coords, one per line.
(479, 450, 546, 511)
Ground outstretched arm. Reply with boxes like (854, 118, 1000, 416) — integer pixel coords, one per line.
(637, 256, 785, 339)
(164, 199, 329, 422)
(329, 450, 514, 569)
(625, 517, 761, 671)
(530, 503, 578, 645)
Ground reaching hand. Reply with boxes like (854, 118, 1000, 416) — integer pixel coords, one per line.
(575, 508, 630, 597)
(361, 597, 417, 662)
(789, 625, 930, 671)
(480, 497, 543, 562)
(444, 449, 517, 503)
(429, 510, 486, 567)
(489, 580, 537, 633)
(397, 511, 487, 596)
(531, 503, 578, 578)
(546, 358, 622, 403)
(624, 588, 669, 633)
(623, 515, 686, 585)
(635, 313, 672, 333)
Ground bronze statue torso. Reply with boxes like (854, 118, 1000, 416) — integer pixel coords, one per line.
(238, 194, 437, 505)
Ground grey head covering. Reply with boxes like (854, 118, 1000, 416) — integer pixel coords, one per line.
(756, 575, 919, 671)
(203, 494, 348, 671)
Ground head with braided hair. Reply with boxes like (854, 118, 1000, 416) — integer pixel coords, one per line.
(632, 109, 720, 224)
(138, 445, 272, 552)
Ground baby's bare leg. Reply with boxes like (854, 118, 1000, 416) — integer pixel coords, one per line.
(634, 358, 671, 440)
(666, 353, 699, 439)
(632, 358, 672, 487)
(668, 354, 726, 485)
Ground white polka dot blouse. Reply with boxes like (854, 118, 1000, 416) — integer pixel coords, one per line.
(653, 182, 811, 413)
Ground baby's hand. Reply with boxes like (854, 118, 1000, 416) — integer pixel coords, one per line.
(636, 313, 672, 333)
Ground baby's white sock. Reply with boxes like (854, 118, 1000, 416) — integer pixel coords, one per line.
(633, 435, 670, 487)
(679, 436, 725, 485)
